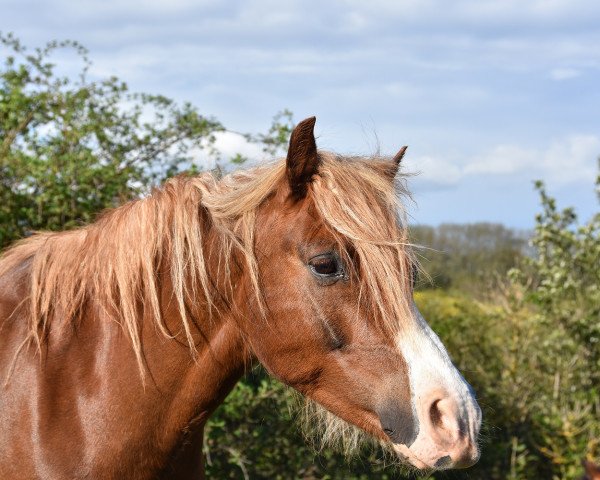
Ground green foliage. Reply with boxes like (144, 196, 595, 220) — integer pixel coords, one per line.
(0, 34, 296, 249)
(0, 32, 223, 247)
(504, 172, 600, 479)
(413, 175, 599, 479)
(524, 177, 600, 382)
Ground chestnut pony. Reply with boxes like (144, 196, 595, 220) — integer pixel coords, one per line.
(0, 117, 481, 479)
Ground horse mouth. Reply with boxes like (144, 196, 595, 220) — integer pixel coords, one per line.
(392, 443, 432, 470)
(391, 440, 480, 471)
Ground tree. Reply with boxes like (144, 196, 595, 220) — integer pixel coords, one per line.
(0, 33, 296, 249)
(506, 166, 600, 478)
(0, 32, 226, 247)
(410, 222, 527, 295)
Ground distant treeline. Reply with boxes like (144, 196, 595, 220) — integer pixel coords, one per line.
(410, 223, 530, 295)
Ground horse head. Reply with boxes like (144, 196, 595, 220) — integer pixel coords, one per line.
(239, 117, 481, 470)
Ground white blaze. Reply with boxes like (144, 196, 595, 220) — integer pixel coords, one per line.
(393, 302, 481, 468)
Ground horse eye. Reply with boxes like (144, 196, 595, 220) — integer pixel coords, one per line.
(309, 253, 343, 278)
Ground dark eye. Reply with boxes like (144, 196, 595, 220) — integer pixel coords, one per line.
(308, 253, 344, 280)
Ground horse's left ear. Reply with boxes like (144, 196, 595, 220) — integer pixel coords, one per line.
(393, 145, 408, 166)
(286, 116, 320, 200)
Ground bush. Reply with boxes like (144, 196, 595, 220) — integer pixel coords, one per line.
(505, 174, 599, 479)
(0, 33, 225, 248)
(0, 33, 293, 249)
(419, 171, 600, 479)
(204, 369, 406, 480)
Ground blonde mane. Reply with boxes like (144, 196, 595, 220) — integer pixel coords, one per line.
(0, 153, 415, 381)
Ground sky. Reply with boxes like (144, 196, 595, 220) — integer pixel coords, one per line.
(2, 0, 599, 228)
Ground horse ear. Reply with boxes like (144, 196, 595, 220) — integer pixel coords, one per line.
(286, 116, 320, 199)
(384, 145, 408, 179)
(393, 145, 408, 166)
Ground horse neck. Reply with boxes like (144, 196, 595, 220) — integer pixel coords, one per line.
(141, 220, 252, 417)
(118, 227, 254, 471)
(0, 194, 256, 477)
(65, 252, 251, 476)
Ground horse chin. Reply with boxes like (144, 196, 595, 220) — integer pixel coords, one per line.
(392, 438, 481, 471)
(392, 443, 433, 470)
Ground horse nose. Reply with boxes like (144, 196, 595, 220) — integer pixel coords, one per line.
(422, 391, 481, 469)
(428, 396, 462, 442)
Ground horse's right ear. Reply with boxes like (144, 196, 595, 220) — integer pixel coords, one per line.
(286, 116, 320, 200)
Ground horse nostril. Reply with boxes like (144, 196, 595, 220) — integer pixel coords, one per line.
(426, 396, 463, 443)
(434, 455, 452, 469)
(429, 399, 443, 428)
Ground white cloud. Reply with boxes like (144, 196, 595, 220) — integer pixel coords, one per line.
(550, 67, 582, 80)
(57, 0, 219, 17)
(212, 131, 266, 163)
(469, 134, 599, 184)
(184, 132, 267, 172)
(411, 134, 599, 190)
(465, 145, 538, 176)
(541, 134, 600, 182)
(404, 155, 463, 188)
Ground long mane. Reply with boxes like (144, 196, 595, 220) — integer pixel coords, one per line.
(0, 153, 415, 378)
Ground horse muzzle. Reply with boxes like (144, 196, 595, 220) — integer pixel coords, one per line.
(388, 388, 482, 470)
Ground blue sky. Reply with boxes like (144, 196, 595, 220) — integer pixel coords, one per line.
(3, 0, 599, 227)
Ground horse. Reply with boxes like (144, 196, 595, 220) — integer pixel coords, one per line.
(0, 117, 481, 479)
